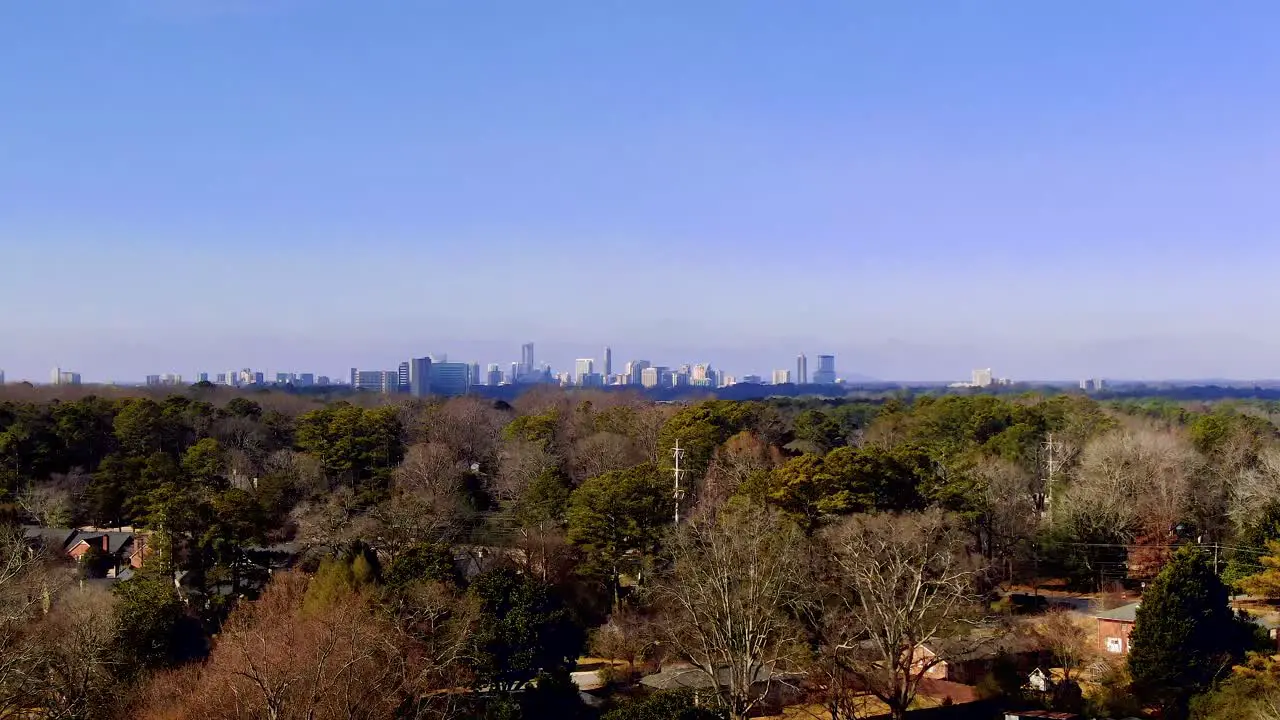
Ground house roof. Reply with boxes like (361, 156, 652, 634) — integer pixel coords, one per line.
(22, 526, 78, 552)
(70, 531, 134, 556)
(1094, 603, 1140, 623)
(640, 664, 781, 691)
(924, 631, 1046, 662)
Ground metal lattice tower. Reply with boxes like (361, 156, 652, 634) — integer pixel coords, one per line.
(672, 440, 688, 524)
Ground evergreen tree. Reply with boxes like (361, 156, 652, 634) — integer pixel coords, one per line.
(1128, 546, 1250, 719)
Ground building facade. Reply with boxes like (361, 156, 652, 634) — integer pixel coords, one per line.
(408, 357, 432, 397)
(813, 355, 837, 384)
(429, 362, 471, 397)
(797, 354, 808, 384)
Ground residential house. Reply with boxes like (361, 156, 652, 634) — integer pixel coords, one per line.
(1094, 603, 1139, 655)
(920, 634, 1052, 685)
(640, 663, 803, 716)
(22, 525, 153, 578)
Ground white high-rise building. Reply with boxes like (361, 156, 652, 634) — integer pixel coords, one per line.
(640, 367, 661, 388)
(771, 369, 792, 385)
(797, 354, 808, 384)
(574, 358, 594, 381)
(971, 368, 994, 388)
(603, 347, 612, 378)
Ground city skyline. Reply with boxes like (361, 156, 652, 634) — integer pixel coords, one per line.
(6, 3, 1280, 382)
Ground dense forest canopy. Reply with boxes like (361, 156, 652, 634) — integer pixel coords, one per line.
(5, 383, 1280, 719)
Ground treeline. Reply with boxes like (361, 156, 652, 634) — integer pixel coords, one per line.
(5, 387, 1280, 718)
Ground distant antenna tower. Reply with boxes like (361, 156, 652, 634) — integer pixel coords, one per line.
(672, 440, 688, 524)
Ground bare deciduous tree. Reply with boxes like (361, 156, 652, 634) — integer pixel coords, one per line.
(655, 505, 808, 720)
(1032, 608, 1095, 683)
(697, 432, 782, 517)
(819, 510, 984, 720)
(570, 431, 640, 484)
(1058, 427, 1200, 544)
(137, 572, 408, 720)
(19, 484, 74, 528)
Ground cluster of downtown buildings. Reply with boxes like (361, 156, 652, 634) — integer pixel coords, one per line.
(6, 345, 843, 395)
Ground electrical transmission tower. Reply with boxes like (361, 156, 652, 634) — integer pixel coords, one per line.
(672, 440, 687, 524)
(1038, 433, 1064, 520)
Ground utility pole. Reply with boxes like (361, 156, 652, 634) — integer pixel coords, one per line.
(672, 440, 687, 525)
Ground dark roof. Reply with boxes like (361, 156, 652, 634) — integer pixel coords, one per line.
(1095, 602, 1140, 623)
(22, 526, 78, 551)
(68, 531, 134, 556)
(640, 664, 782, 691)
(925, 632, 1046, 662)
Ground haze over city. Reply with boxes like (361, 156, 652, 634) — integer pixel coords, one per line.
(5, 1, 1280, 381)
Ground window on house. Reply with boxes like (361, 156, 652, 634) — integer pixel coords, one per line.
(1106, 637, 1124, 653)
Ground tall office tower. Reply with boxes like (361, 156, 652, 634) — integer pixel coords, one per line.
(253, 372, 265, 386)
(574, 358, 594, 382)
(51, 367, 61, 385)
(486, 364, 503, 386)
(160, 373, 182, 386)
(521, 343, 535, 376)
(398, 362, 411, 393)
(409, 357, 432, 397)
(298, 373, 315, 387)
(0, 369, 5, 385)
(146, 375, 161, 387)
(628, 360, 650, 386)
(509, 362, 520, 385)
(603, 347, 612, 378)
(797, 354, 808, 384)
(813, 355, 837, 384)
(772, 369, 792, 385)
(196, 372, 209, 383)
(691, 364, 712, 386)
(429, 362, 471, 397)
(640, 367, 661, 388)
(971, 368, 994, 388)
(215, 373, 228, 385)
(469, 362, 481, 386)
(225, 370, 238, 387)
(239, 368, 256, 386)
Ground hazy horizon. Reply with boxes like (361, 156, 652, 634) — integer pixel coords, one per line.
(5, 1, 1280, 381)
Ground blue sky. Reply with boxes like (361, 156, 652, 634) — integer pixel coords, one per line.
(4, 1, 1280, 382)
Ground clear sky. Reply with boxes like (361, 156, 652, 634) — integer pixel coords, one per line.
(4, 1, 1280, 382)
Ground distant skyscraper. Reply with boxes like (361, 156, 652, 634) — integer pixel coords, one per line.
(352, 369, 396, 392)
(486, 364, 503, 386)
(276, 372, 293, 385)
(146, 375, 161, 386)
(521, 343, 535, 377)
(253, 372, 265, 386)
(51, 367, 82, 386)
(409, 358, 432, 397)
(398, 362, 411, 393)
(469, 362, 481, 386)
(627, 360, 650, 386)
(509, 362, 520, 385)
(640, 367, 661, 388)
(298, 373, 315, 387)
(574, 359, 594, 382)
(429, 362, 471, 397)
(317, 375, 331, 386)
(813, 355, 837, 384)
(225, 370, 238, 387)
(0, 369, 5, 385)
(971, 368, 994, 388)
(603, 347, 612, 378)
(771, 369, 792, 385)
(196, 372, 209, 383)
(797, 354, 808, 384)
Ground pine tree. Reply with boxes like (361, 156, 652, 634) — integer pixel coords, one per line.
(1128, 545, 1249, 719)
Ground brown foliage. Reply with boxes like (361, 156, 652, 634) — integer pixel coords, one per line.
(134, 572, 409, 720)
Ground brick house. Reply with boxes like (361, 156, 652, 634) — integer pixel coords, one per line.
(25, 525, 152, 578)
(1094, 603, 1139, 655)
